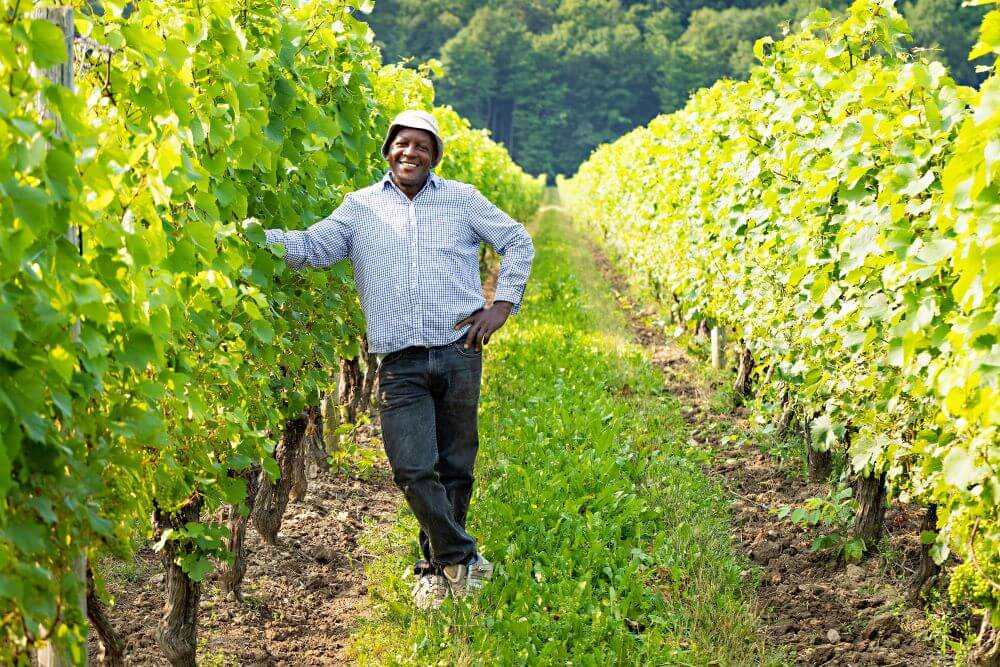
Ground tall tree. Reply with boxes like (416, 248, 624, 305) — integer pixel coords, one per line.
(366, 0, 474, 64)
(438, 7, 533, 152)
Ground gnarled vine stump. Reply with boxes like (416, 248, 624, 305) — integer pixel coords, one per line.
(221, 465, 262, 601)
(358, 350, 379, 414)
(252, 413, 310, 545)
(338, 357, 363, 426)
(153, 497, 203, 667)
(87, 566, 125, 667)
(733, 346, 754, 405)
(804, 420, 833, 482)
(972, 617, 1000, 666)
(853, 470, 887, 551)
(908, 504, 940, 603)
(290, 406, 320, 502)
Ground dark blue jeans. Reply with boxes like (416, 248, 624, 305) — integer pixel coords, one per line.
(377, 340, 481, 567)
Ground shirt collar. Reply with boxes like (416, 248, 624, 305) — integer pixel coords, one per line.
(381, 171, 441, 191)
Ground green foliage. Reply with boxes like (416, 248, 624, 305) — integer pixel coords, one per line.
(364, 0, 477, 65)
(650, 0, 839, 111)
(563, 0, 999, 628)
(776, 486, 866, 561)
(0, 0, 539, 661)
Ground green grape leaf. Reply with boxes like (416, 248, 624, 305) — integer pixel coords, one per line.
(28, 19, 68, 68)
(0, 575, 24, 601)
(942, 448, 986, 490)
(252, 320, 275, 344)
(179, 553, 215, 582)
(3, 520, 48, 556)
(888, 164, 934, 197)
(0, 301, 21, 354)
(914, 238, 956, 266)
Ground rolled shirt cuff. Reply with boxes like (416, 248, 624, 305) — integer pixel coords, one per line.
(264, 229, 306, 269)
(493, 285, 524, 315)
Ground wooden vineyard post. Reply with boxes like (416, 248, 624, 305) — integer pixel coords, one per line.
(710, 326, 725, 370)
(30, 8, 89, 667)
(30, 5, 79, 252)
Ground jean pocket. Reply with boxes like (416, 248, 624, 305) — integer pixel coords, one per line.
(380, 349, 407, 367)
(451, 339, 482, 358)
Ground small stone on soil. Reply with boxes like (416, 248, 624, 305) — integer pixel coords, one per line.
(774, 620, 796, 635)
(864, 612, 901, 639)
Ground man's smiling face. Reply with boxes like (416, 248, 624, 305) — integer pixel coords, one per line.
(388, 127, 435, 191)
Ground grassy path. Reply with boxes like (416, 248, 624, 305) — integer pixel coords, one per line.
(350, 195, 784, 665)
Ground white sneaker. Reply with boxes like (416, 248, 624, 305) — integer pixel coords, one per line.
(442, 554, 494, 599)
(412, 571, 449, 610)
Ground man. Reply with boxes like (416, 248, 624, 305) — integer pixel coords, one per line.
(263, 110, 534, 609)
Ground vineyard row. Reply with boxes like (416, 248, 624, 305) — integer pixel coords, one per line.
(561, 0, 999, 655)
(0, 2, 542, 664)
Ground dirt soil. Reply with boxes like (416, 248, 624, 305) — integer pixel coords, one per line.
(87, 426, 399, 666)
(586, 239, 954, 667)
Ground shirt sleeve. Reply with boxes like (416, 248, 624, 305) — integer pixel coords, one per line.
(264, 195, 357, 270)
(467, 186, 534, 314)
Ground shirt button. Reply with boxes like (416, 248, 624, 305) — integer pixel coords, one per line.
(411, 262, 416, 268)
(411, 282, 417, 289)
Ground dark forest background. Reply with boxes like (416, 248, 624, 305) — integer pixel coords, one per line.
(364, 0, 989, 176)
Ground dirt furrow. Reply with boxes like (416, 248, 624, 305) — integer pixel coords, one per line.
(585, 236, 952, 666)
(87, 427, 398, 666)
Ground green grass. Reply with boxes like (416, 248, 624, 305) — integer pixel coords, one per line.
(350, 194, 786, 666)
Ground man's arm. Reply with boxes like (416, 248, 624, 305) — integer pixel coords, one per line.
(454, 187, 535, 350)
(467, 187, 534, 312)
(265, 195, 357, 269)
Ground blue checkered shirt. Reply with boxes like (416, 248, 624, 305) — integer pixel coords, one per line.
(265, 172, 534, 354)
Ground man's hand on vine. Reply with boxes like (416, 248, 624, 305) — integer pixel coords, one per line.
(454, 301, 514, 352)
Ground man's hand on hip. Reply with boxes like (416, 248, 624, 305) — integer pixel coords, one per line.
(454, 301, 514, 352)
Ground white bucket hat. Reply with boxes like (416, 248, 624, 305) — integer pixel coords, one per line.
(381, 110, 445, 167)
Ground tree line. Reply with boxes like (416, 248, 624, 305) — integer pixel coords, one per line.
(365, 0, 990, 176)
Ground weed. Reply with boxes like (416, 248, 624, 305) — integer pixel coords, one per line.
(196, 635, 229, 667)
(775, 485, 865, 562)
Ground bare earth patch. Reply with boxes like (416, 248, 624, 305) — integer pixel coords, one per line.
(586, 238, 952, 666)
(87, 429, 399, 666)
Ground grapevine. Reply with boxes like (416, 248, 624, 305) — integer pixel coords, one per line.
(0, 0, 540, 662)
(562, 0, 999, 630)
